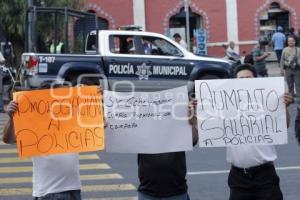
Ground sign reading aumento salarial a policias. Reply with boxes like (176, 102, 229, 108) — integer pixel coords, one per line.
(195, 77, 287, 147)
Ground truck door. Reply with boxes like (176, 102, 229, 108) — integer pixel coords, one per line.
(134, 35, 194, 91)
(102, 34, 147, 92)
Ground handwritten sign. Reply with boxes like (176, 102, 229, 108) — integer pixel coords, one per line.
(195, 77, 287, 147)
(103, 86, 193, 153)
(13, 86, 105, 158)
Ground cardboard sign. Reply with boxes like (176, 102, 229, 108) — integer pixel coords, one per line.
(195, 77, 287, 147)
(13, 86, 105, 158)
(104, 86, 193, 153)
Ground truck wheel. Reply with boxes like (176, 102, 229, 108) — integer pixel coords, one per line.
(67, 74, 103, 86)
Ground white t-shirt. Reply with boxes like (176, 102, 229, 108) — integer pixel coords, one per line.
(226, 145, 277, 168)
(179, 40, 187, 49)
(32, 153, 81, 197)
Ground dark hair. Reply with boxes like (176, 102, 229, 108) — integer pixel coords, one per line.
(173, 33, 181, 38)
(288, 35, 297, 41)
(234, 63, 257, 77)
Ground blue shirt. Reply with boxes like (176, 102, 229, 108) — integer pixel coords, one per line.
(272, 32, 286, 50)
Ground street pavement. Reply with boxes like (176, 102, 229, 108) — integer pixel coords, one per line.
(1, 62, 300, 200)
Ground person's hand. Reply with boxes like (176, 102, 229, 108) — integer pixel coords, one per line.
(97, 86, 103, 96)
(103, 117, 107, 128)
(188, 98, 197, 125)
(265, 52, 271, 57)
(6, 101, 18, 118)
(283, 93, 293, 107)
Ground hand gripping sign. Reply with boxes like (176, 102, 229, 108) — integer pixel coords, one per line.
(13, 86, 105, 158)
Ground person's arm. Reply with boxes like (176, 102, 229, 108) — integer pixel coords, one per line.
(254, 52, 270, 62)
(188, 98, 199, 146)
(2, 101, 18, 144)
(283, 93, 293, 128)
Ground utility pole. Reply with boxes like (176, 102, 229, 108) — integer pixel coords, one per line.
(184, 0, 190, 51)
(27, 0, 33, 52)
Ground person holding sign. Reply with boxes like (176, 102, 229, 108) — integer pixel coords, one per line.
(137, 101, 198, 200)
(226, 64, 293, 200)
(2, 80, 103, 200)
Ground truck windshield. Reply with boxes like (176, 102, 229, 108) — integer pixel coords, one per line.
(140, 36, 183, 57)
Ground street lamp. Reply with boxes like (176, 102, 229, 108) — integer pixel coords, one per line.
(184, 0, 190, 51)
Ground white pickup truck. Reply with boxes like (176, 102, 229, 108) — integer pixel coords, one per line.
(21, 30, 232, 91)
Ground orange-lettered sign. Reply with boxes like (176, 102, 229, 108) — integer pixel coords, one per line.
(13, 86, 105, 158)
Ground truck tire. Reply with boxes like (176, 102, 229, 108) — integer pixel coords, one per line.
(66, 73, 104, 87)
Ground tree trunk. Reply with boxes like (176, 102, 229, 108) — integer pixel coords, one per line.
(12, 40, 24, 70)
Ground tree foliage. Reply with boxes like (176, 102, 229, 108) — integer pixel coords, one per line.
(0, 0, 83, 42)
(0, 0, 84, 68)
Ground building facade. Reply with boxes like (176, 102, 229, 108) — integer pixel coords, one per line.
(83, 0, 300, 57)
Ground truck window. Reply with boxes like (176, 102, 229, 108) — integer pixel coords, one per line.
(109, 35, 136, 54)
(140, 36, 183, 57)
(86, 34, 96, 51)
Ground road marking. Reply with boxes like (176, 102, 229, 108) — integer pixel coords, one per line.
(0, 149, 17, 154)
(83, 184, 136, 192)
(0, 184, 136, 196)
(0, 173, 122, 184)
(0, 163, 110, 173)
(0, 141, 11, 146)
(0, 154, 99, 163)
(86, 197, 137, 200)
(188, 165, 300, 175)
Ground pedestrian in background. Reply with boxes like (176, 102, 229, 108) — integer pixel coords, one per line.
(280, 35, 300, 103)
(50, 33, 65, 54)
(252, 41, 270, 77)
(226, 64, 292, 200)
(272, 26, 286, 64)
(173, 33, 187, 49)
(226, 41, 240, 63)
(285, 27, 297, 45)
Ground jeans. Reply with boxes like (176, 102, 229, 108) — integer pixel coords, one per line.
(138, 192, 189, 200)
(275, 50, 283, 64)
(34, 190, 81, 200)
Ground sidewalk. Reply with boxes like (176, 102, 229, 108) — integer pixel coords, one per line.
(266, 61, 281, 77)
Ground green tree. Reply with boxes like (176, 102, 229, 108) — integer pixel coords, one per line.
(0, 0, 84, 67)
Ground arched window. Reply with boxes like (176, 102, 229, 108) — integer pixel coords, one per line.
(169, 7, 201, 50)
(169, 7, 202, 30)
(270, 2, 281, 9)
